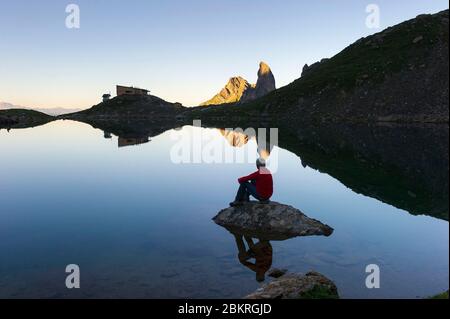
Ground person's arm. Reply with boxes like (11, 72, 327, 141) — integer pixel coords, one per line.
(238, 171, 259, 184)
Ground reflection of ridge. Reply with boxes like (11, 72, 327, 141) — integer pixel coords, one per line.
(118, 136, 150, 148)
(219, 129, 250, 148)
(279, 122, 449, 220)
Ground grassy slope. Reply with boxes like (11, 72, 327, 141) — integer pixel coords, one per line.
(189, 10, 448, 120)
(429, 290, 449, 299)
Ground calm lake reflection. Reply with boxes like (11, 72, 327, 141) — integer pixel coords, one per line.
(0, 120, 448, 298)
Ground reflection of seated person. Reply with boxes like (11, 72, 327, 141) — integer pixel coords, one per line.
(230, 158, 273, 207)
(233, 233, 273, 282)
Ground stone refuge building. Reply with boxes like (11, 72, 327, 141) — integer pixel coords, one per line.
(116, 85, 149, 96)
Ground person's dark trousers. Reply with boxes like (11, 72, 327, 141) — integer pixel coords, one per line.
(235, 181, 263, 202)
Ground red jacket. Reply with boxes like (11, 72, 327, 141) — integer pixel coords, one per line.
(238, 167, 273, 200)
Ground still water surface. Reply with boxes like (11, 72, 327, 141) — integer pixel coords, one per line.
(0, 120, 448, 298)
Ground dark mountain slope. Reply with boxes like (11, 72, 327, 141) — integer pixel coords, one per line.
(190, 10, 449, 123)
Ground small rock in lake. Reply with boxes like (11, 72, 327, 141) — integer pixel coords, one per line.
(245, 271, 339, 299)
(267, 268, 288, 278)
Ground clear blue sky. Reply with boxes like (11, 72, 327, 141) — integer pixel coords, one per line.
(0, 0, 448, 108)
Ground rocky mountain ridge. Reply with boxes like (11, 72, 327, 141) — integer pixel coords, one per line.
(201, 62, 276, 106)
(194, 10, 449, 124)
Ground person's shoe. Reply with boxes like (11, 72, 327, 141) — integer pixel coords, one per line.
(229, 201, 244, 207)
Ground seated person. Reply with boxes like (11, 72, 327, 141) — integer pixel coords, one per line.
(230, 158, 273, 206)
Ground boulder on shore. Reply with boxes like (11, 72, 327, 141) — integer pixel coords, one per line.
(245, 271, 339, 299)
(212, 201, 333, 240)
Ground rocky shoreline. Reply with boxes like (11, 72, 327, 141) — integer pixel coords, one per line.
(245, 271, 339, 299)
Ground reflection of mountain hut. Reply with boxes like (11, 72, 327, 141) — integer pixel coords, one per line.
(118, 136, 149, 148)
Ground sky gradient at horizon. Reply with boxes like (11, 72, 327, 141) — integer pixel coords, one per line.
(0, 0, 448, 109)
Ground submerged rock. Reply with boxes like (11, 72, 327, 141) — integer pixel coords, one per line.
(245, 271, 339, 299)
(267, 268, 288, 278)
(212, 201, 333, 240)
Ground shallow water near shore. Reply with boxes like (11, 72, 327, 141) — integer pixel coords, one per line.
(0, 120, 448, 298)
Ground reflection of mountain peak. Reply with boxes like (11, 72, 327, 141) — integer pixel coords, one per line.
(219, 129, 250, 147)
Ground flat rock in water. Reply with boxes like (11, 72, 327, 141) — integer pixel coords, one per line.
(212, 201, 333, 240)
(245, 271, 339, 299)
